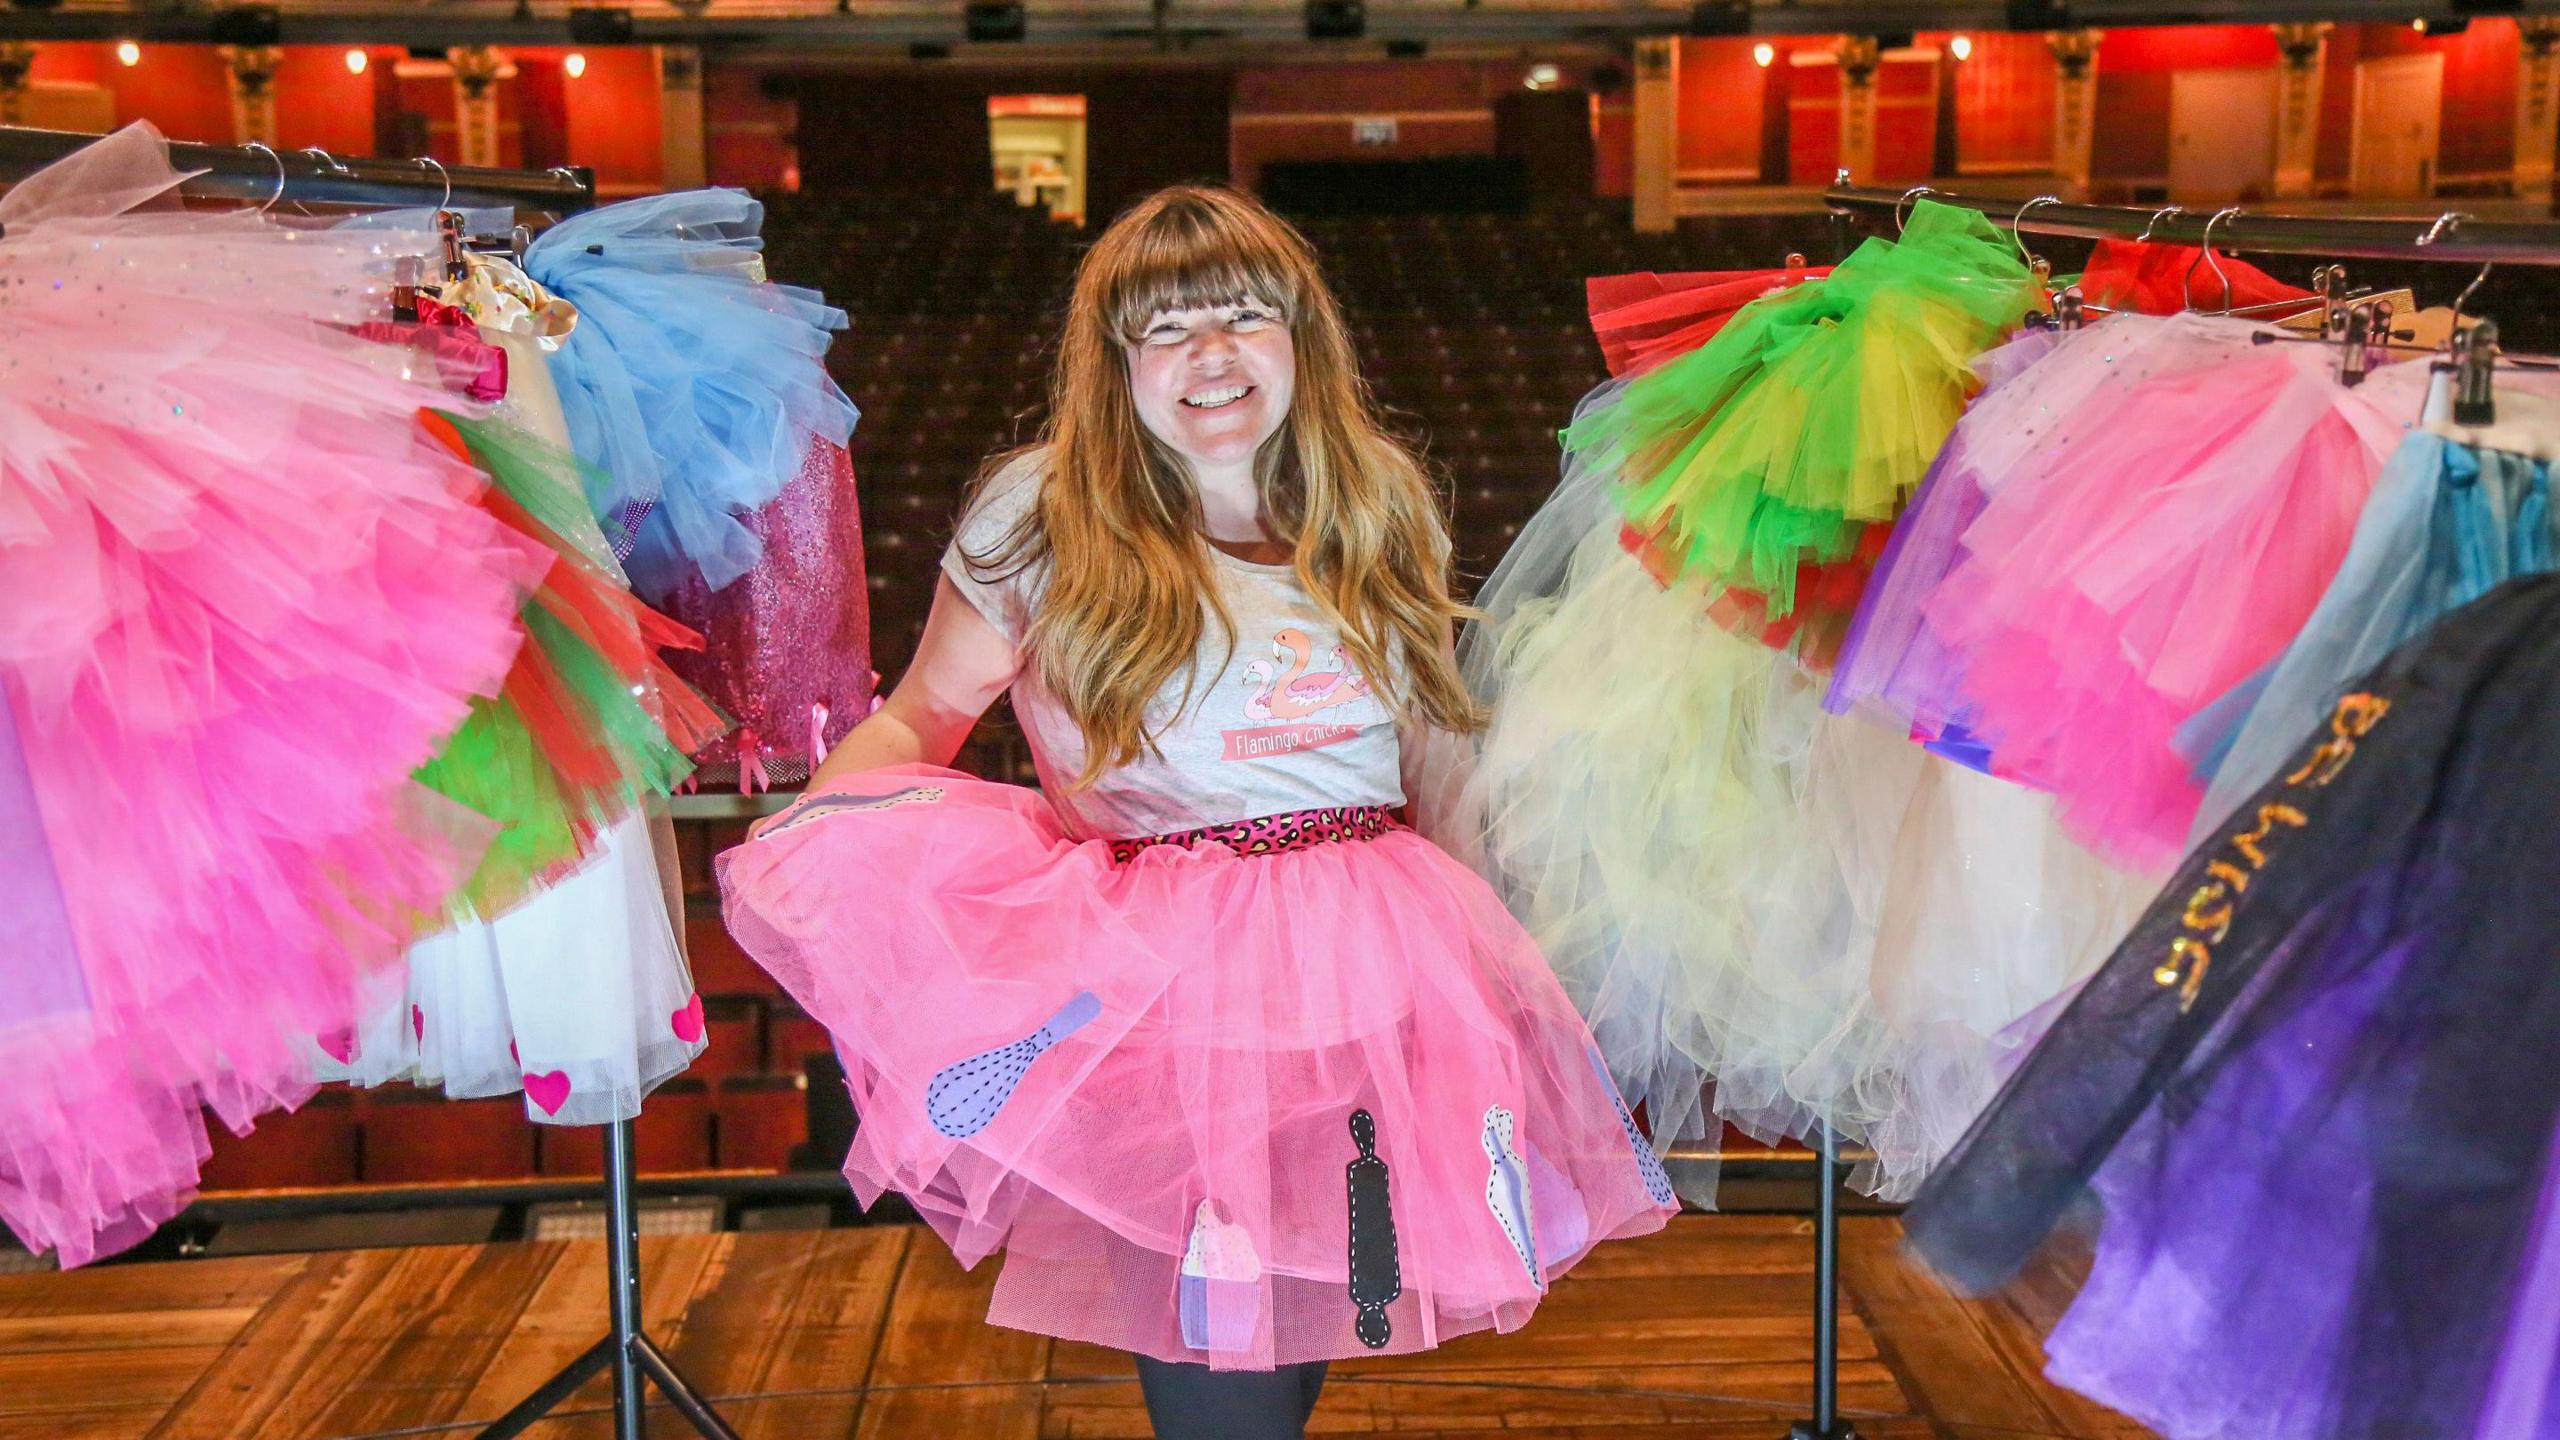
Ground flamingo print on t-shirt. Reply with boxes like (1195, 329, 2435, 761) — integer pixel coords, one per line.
(1228, 627, 1373, 760)
(938, 453, 1408, 840)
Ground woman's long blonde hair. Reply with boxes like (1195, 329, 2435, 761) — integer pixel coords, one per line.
(959, 184, 1480, 787)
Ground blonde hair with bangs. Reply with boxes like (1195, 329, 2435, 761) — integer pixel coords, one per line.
(961, 184, 1481, 787)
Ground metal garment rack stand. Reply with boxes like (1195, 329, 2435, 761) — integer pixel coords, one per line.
(1774, 183, 2560, 1440)
(7, 128, 696, 1437)
(1824, 179, 2560, 267)
(0, 124, 594, 216)
(474, 1119, 743, 1440)
(1769, 203, 1868, 1440)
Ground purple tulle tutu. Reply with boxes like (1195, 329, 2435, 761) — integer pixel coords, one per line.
(1906, 573, 2560, 1440)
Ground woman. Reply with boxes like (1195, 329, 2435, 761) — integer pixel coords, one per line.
(719, 185, 1673, 1439)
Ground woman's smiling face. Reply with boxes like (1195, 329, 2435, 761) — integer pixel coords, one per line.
(1124, 298, 1296, 478)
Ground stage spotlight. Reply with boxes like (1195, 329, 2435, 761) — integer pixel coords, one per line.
(1305, 0, 1364, 40)
(965, 0, 1025, 40)
(2003, 0, 2069, 29)
(566, 6, 634, 43)
(1686, 0, 1748, 36)
(207, 6, 283, 45)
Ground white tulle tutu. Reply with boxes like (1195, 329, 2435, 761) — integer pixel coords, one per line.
(313, 809, 704, 1125)
(1452, 371, 2144, 1198)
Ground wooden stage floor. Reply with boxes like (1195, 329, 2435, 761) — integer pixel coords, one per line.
(2, 1214, 2150, 1440)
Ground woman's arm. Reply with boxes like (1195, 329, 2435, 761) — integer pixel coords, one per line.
(1398, 623, 1484, 865)
(806, 575, 1022, 787)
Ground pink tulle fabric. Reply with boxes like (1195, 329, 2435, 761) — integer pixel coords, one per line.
(662, 435, 872, 790)
(719, 767, 1677, 1368)
(1912, 314, 2419, 872)
(0, 123, 542, 1263)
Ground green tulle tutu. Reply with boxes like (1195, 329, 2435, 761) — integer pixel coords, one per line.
(1567, 200, 2039, 618)
(413, 412, 727, 913)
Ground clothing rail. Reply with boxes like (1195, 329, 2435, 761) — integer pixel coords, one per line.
(1825, 181, 2560, 267)
(0, 125, 595, 217)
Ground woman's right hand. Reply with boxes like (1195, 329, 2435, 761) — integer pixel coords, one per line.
(804, 575, 1021, 789)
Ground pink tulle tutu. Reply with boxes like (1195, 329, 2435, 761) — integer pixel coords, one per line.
(719, 766, 1677, 1368)
(0, 123, 543, 1263)
(1911, 314, 2420, 871)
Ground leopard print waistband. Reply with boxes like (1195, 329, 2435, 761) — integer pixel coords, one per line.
(1107, 805, 1399, 863)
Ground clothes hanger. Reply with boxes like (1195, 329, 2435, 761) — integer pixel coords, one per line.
(2180, 207, 2242, 313)
(2011, 194, 2060, 287)
(242, 142, 286, 217)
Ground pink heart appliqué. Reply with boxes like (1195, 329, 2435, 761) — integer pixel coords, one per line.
(319, 1030, 357, 1064)
(522, 1071, 572, 1116)
(671, 993, 706, 1045)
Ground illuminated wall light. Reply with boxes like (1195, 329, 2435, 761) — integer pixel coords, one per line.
(116, 40, 142, 66)
(1525, 62, 1560, 90)
(1753, 41, 1775, 67)
(564, 51, 589, 78)
(1949, 33, 1973, 61)
(345, 47, 368, 74)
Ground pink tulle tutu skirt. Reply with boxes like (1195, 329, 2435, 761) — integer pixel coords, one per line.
(1912, 315, 2420, 872)
(0, 122, 544, 1264)
(718, 767, 1677, 1368)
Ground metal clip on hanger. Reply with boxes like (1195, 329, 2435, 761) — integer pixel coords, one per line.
(2056, 286, 2087, 332)
(435, 207, 469, 287)
(2332, 300, 2388, 388)
(2453, 319, 2499, 427)
(390, 253, 426, 322)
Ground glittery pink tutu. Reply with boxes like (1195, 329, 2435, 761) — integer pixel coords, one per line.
(718, 767, 1677, 1368)
(663, 436, 873, 790)
(1911, 315, 2418, 872)
(0, 124, 542, 1264)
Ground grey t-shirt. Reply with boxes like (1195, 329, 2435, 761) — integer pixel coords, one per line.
(940, 454, 1407, 840)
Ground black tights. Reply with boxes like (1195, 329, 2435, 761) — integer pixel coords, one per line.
(1131, 1353, 1330, 1440)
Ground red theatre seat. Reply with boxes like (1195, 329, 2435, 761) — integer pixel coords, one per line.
(358, 1091, 539, 1183)
(714, 1075, 809, 1171)
(535, 1079, 716, 1176)
(199, 1090, 361, 1191)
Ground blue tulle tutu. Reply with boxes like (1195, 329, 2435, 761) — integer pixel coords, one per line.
(527, 190, 858, 601)
(2177, 431, 2554, 844)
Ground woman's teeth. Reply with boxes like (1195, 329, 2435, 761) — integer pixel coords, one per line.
(1182, 385, 1249, 410)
